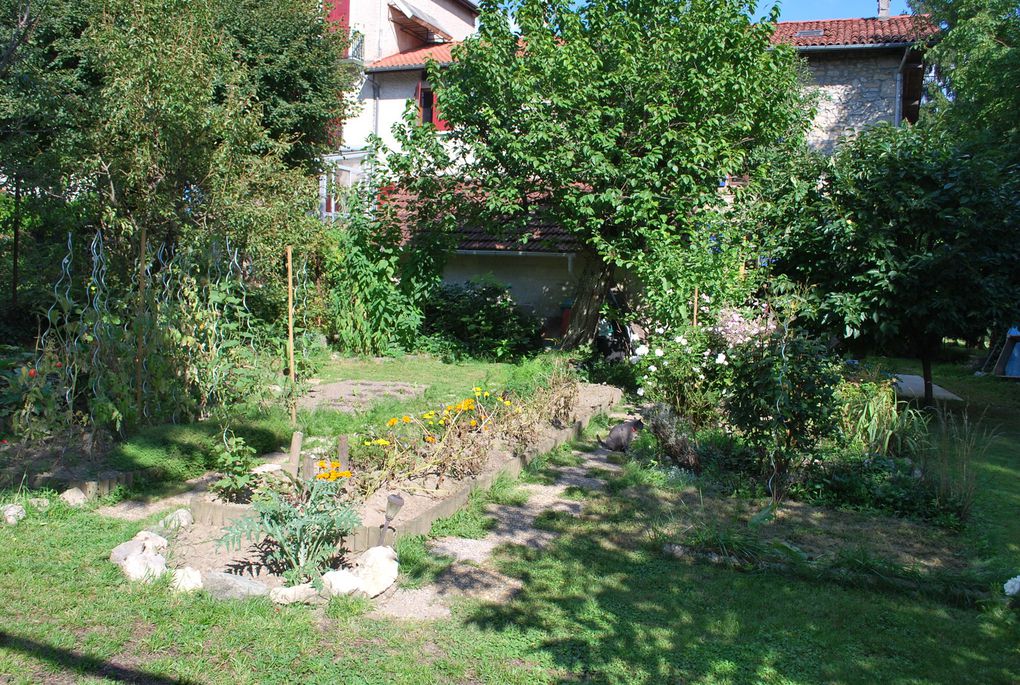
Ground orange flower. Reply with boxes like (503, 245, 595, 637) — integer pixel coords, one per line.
(425, 435, 436, 444)
(387, 418, 399, 427)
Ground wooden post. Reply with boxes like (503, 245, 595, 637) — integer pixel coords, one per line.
(692, 285, 699, 327)
(286, 246, 297, 425)
(302, 452, 317, 481)
(288, 431, 303, 477)
(336, 435, 349, 471)
(134, 226, 148, 421)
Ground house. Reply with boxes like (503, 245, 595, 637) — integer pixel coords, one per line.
(323, 2, 936, 326)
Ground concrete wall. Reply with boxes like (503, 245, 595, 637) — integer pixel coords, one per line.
(442, 253, 594, 322)
(804, 50, 903, 153)
(343, 69, 422, 155)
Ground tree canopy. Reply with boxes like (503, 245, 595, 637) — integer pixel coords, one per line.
(390, 0, 809, 344)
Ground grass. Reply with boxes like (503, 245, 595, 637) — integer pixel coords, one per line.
(1, 354, 1019, 683)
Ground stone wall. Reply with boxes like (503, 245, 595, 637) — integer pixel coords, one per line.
(804, 50, 903, 153)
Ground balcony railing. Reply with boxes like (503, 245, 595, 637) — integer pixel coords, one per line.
(344, 30, 364, 64)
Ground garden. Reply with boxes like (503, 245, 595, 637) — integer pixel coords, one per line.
(2, 0, 1020, 682)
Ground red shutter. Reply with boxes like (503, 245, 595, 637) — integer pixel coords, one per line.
(434, 91, 450, 131)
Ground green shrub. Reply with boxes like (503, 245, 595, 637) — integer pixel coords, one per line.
(420, 278, 543, 361)
(836, 374, 927, 458)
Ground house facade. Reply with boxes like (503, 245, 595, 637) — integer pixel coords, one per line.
(323, 3, 935, 327)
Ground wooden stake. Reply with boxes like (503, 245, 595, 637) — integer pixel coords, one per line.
(337, 435, 349, 471)
(286, 246, 296, 426)
(288, 431, 303, 477)
(134, 226, 148, 421)
(692, 285, 699, 327)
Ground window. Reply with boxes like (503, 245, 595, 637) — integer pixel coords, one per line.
(416, 80, 450, 131)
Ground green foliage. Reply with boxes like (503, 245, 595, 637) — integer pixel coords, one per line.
(726, 325, 842, 492)
(912, 0, 1020, 161)
(388, 0, 808, 341)
(420, 279, 543, 361)
(770, 124, 1020, 401)
(210, 433, 259, 503)
(836, 374, 928, 458)
(220, 476, 360, 584)
(322, 183, 421, 355)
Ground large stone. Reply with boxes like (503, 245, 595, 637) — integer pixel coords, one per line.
(321, 569, 363, 597)
(269, 583, 318, 605)
(171, 567, 203, 593)
(110, 539, 145, 565)
(251, 463, 284, 475)
(60, 487, 88, 507)
(159, 508, 194, 531)
(133, 530, 168, 554)
(2, 504, 25, 526)
(27, 497, 50, 511)
(121, 552, 168, 582)
(202, 572, 270, 600)
(354, 546, 399, 598)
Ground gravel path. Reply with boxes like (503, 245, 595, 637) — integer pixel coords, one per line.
(371, 443, 624, 620)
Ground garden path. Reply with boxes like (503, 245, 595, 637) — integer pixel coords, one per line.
(371, 444, 624, 620)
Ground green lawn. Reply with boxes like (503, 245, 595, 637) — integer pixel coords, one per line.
(1, 354, 1019, 684)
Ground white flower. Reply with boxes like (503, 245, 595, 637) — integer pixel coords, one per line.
(663, 360, 669, 366)
(674, 336, 683, 343)
(715, 353, 728, 365)
(1006, 575, 1020, 597)
(702, 350, 711, 357)
(635, 345, 649, 357)
(692, 365, 701, 373)
(654, 348, 664, 357)
(655, 327, 665, 334)
(629, 355, 641, 364)
(648, 365, 657, 373)
(636, 388, 645, 396)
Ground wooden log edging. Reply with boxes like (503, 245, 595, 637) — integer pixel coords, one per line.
(189, 385, 623, 549)
(20, 466, 161, 500)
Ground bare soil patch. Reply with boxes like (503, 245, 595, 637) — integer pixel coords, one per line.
(297, 380, 424, 413)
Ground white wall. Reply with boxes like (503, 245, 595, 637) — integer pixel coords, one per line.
(442, 253, 593, 322)
(350, 0, 476, 63)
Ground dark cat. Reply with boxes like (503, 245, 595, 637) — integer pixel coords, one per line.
(598, 419, 644, 452)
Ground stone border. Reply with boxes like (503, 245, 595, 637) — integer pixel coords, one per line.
(190, 385, 622, 552)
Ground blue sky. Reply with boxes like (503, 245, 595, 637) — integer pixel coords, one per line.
(760, 1, 912, 22)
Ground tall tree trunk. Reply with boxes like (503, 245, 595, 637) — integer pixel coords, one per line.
(11, 175, 20, 309)
(562, 255, 613, 350)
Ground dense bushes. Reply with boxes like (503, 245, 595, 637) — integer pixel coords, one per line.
(420, 279, 543, 361)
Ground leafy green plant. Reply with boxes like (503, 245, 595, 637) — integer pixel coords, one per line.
(836, 375, 928, 458)
(220, 475, 361, 584)
(420, 278, 543, 361)
(211, 432, 260, 503)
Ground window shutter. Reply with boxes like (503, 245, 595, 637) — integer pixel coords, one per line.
(434, 91, 450, 131)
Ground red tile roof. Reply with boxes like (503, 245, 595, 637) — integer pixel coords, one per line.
(773, 14, 937, 48)
(368, 43, 457, 70)
(368, 14, 937, 70)
(457, 220, 583, 253)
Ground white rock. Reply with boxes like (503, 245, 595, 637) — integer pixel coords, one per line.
(251, 463, 284, 475)
(353, 546, 399, 598)
(110, 539, 146, 565)
(2, 504, 25, 526)
(28, 497, 50, 511)
(121, 552, 168, 582)
(133, 530, 169, 554)
(321, 569, 363, 597)
(171, 567, 203, 593)
(269, 583, 318, 605)
(159, 508, 194, 531)
(202, 571, 270, 600)
(60, 487, 88, 507)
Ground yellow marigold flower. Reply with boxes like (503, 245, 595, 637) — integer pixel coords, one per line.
(424, 435, 436, 444)
(315, 473, 329, 480)
(363, 440, 372, 446)
(317, 460, 327, 468)
(439, 419, 445, 425)
(470, 419, 477, 427)
(503, 400, 511, 406)
(337, 470, 352, 478)
(331, 461, 341, 468)
(422, 411, 436, 420)
(484, 391, 490, 398)
(402, 416, 411, 423)
(446, 405, 453, 411)
(427, 420, 434, 426)
(373, 438, 390, 446)
(472, 387, 482, 393)
(387, 417, 398, 427)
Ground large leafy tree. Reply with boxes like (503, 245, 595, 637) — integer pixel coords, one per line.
(770, 124, 1020, 404)
(911, 0, 1020, 160)
(390, 0, 808, 345)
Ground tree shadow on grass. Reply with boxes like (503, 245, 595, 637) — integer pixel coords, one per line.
(0, 630, 193, 684)
(459, 487, 1020, 684)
